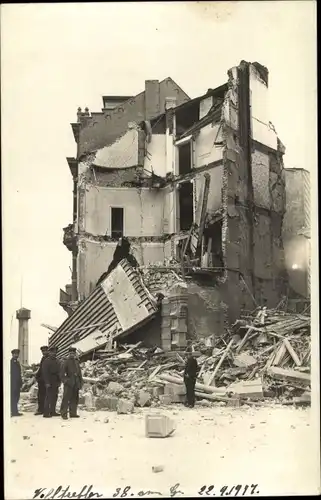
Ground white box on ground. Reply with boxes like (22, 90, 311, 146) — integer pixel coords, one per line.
(145, 414, 176, 438)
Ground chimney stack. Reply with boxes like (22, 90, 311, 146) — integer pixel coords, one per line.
(145, 80, 160, 120)
(16, 308, 31, 366)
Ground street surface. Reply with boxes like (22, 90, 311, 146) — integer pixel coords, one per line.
(5, 405, 319, 499)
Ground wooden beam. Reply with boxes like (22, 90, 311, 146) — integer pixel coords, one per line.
(196, 173, 211, 258)
(283, 339, 302, 367)
(235, 326, 254, 353)
(207, 339, 234, 386)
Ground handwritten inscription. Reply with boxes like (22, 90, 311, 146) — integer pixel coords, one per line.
(113, 484, 184, 497)
(33, 485, 103, 499)
(198, 484, 260, 496)
(33, 483, 260, 498)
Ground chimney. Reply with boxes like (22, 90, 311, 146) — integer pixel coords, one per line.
(16, 308, 31, 366)
(145, 80, 160, 120)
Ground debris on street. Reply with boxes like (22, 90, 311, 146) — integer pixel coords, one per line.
(20, 307, 310, 413)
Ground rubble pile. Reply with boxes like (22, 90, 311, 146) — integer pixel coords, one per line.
(77, 307, 311, 410)
(139, 264, 183, 295)
(21, 366, 38, 392)
(20, 307, 311, 413)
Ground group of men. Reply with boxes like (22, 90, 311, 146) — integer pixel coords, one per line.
(11, 343, 199, 416)
(10, 345, 83, 420)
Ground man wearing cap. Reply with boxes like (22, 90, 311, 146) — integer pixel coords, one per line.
(35, 346, 48, 415)
(42, 346, 61, 418)
(60, 347, 83, 420)
(11, 349, 23, 417)
(184, 348, 199, 408)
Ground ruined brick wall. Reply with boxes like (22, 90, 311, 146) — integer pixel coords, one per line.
(187, 283, 225, 339)
(93, 126, 142, 170)
(220, 61, 287, 321)
(78, 78, 189, 157)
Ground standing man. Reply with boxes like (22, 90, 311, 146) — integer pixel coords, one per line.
(11, 349, 23, 417)
(60, 347, 83, 420)
(184, 348, 199, 408)
(42, 346, 61, 418)
(35, 346, 48, 415)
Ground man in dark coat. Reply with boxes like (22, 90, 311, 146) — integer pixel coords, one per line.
(35, 345, 48, 415)
(184, 348, 199, 408)
(11, 349, 23, 417)
(42, 346, 61, 418)
(60, 347, 83, 420)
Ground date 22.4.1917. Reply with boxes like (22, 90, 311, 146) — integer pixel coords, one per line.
(198, 484, 260, 496)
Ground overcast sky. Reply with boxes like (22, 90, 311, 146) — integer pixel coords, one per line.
(2, 1, 317, 363)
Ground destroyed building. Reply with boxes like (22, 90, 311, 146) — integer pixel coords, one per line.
(55, 61, 289, 356)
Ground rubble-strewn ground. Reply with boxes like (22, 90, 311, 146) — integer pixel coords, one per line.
(6, 405, 319, 499)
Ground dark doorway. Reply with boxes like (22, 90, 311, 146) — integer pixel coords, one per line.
(179, 182, 194, 231)
(204, 220, 224, 268)
(178, 143, 192, 175)
(111, 207, 124, 239)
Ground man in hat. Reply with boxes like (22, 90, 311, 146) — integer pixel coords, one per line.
(11, 349, 23, 417)
(42, 346, 61, 418)
(184, 348, 199, 408)
(35, 346, 48, 415)
(60, 347, 83, 420)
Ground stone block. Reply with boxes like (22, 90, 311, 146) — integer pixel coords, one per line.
(78, 395, 86, 405)
(159, 394, 172, 405)
(152, 386, 164, 398)
(227, 398, 241, 408)
(229, 378, 264, 400)
(161, 340, 172, 352)
(106, 381, 124, 395)
(84, 392, 94, 408)
(137, 390, 151, 407)
(95, 396, 114, 410)
(161, 317, 171, 328)
(145, 414, 176, 438)
(161, 330, 172, 341)
(170, 394, 186, 404)
(117, 399, 134, 415)
(164, 383, 186, 397)
(96, 395, 118, 411)
(171, 332, 187, 348)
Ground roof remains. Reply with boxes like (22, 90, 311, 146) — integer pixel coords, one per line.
(49, 260, 158, 358)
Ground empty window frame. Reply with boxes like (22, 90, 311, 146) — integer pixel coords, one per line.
(111, 207, 124, 239)
(178, 142, 192, 175)
(178, 182, 194, 231)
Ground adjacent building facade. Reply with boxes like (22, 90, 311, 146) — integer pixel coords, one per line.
(283, 168, 311, 299)
(61, 61, 288, 328)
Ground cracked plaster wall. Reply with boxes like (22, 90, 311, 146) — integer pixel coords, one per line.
(195, 123, 223, 168)
(83, 186, 165, 237)
(144, 134, 167, 177)
(250, 64, 278, 149)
